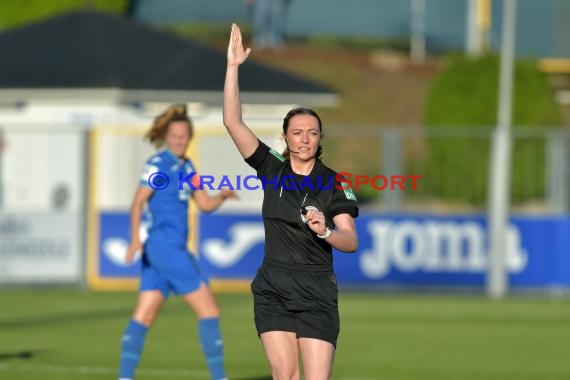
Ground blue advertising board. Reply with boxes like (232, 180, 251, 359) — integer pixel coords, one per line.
(89, 211, 147, 289)
(199, 213, 570, 290)
(93, 211, 570, 291)
(98, 212, 141, 278)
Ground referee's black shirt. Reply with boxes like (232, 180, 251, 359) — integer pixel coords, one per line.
(245, 140, 359, 266)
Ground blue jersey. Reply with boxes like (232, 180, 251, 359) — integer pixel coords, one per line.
(139, 149, 197, 246)
(138, 150, 207, 297)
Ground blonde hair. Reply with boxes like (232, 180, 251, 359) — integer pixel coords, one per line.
(145, 104, 193, 149)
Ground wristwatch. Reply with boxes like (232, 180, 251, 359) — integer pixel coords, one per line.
(317, 227, 332, 239)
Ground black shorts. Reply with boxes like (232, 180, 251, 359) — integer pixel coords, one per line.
(251, 258, 339, 347)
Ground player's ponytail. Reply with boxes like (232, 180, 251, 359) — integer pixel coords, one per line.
(145, 104, 193, 148)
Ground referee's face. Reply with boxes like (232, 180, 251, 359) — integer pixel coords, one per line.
(166, 121, 191, 158)
(285, 114, 321, 160)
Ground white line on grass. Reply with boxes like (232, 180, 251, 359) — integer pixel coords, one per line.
(0, 363, 209, 378)
(0, 363, 385, 380)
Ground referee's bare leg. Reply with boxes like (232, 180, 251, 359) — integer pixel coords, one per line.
(261, 331, 300, 380)
(299, 338, 335, 380)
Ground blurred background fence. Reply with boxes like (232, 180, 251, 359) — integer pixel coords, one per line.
(2, 121, 569, 290)
(3, 123, 568, 215)
(324, 126, 570, 214)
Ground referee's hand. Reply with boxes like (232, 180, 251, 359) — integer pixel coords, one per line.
(227, 23, 251, 67)
(305, 210, 327, 236)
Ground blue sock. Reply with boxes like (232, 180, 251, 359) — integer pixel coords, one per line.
(199, 318, 226, 380)
(118, 319, 148, 379)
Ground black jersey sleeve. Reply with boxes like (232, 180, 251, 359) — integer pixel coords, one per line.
(244, 139, 286, 178)
(331, 175, 359, 218)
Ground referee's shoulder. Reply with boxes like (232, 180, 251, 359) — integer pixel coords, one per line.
(316, 160, 344, 179)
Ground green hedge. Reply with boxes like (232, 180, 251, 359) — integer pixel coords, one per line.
(421, 55, 562, 207)
(425, 55, 561, 126)
(0, 0, 129, 30)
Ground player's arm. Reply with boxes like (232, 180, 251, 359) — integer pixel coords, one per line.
(223, 23, 259, 159)
(192, 188, 238, 213)
(126, 186, 154, 264)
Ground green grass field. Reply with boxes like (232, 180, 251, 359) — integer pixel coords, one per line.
(0, 290, 569, 380)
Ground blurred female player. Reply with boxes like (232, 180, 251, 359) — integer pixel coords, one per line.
(117, 104, 237, 380)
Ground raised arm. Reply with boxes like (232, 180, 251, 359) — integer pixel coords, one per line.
(223, 23, 259, 159)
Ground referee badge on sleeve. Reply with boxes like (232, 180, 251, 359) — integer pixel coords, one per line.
(341, 182, 357, 201)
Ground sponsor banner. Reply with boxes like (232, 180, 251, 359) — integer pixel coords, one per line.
(346, 214, 570, 287)
(94, 211, 570, 289)
(200, 213, 265, 280)
(0, 212, 82, 284)
(97, 212, 143, 278)
(200, 213, 570, 289)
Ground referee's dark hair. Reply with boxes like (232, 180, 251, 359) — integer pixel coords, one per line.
(282, 107, 323, 160)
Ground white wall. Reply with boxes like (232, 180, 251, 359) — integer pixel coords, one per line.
(1, 128, 84, 212)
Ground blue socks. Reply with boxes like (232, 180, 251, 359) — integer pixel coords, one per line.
(118, 319, 148, 380)
(118, 318, 226, 380)
(199, 318, 226, 380)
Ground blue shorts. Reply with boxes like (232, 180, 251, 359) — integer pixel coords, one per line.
(139, 238, 209, 298)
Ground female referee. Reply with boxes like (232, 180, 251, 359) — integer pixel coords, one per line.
(117, 104, 237, 380)
(223, 24, 359, 380)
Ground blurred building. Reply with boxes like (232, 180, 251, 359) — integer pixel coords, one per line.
(0, 10, 337, 287)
